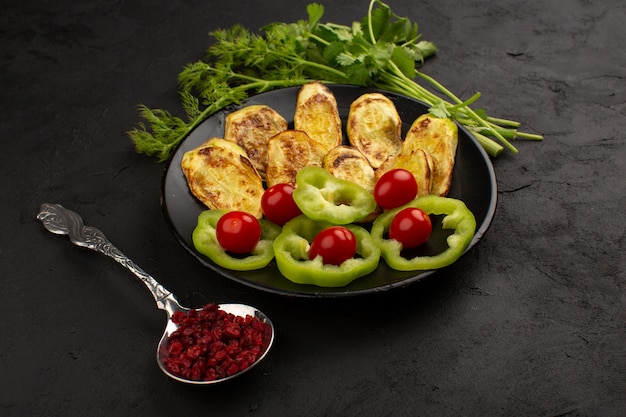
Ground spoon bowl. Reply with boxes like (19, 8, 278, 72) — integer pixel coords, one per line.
(37, 203, 275, 385)
(155, 296, 274, 384)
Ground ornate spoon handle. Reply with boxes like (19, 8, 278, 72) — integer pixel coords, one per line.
(37, 203, 172, 307)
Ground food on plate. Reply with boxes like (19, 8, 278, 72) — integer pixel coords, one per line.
(292, 166, 377, 225)
(309, 226, 357, 266)
(388, 207, 432, 249)
(376, 147, 433, 197)
(224, 104, 287, 176)
(183, 88, 475, 285)
(373, 168, 418, 210)
(347, 93, 403, 168)
(322, 145, 376, 193)
(293, 81, 342, 151)
(272, 215, 380, 287)
(216, 211, 262, 254)
(265, 129, 327, 187)
(261, 183, 302, 226)
(192, 209, 281, 271)
(403, 114, 458, 196)
(181, 138, 264, 218)
(371, 195, 476, 271)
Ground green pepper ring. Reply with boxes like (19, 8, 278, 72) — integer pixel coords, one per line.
(292, 166, 377, 225)
(192, 209, 282, 271)
(371, 195, 476, 271)
(273, 215, 381, 287)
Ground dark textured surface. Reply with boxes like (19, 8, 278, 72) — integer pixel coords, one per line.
(1, 1, 624, 416)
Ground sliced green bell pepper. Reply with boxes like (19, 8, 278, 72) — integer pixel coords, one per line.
(192, 209, 282, 271)
(273, 215, 381, 287)
(292, 166, 377, 225)
(371, 195, 476, 271)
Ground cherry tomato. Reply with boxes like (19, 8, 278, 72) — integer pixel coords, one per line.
(309, 226, 357, 266)
(374, 169, 418, 209)
(261, 183, 302, 226)
(389, 207, 432, 249)
(216, 211, 261, 254)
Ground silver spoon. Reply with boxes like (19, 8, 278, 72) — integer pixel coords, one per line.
(37, 203, 275, 385)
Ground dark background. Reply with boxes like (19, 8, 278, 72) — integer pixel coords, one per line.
(1, 0, 624, 416)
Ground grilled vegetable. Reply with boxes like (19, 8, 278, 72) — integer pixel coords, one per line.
(403, 114, 458, 196)
(347, 93, 402, 169)
(265, 130, 327, 187)
(273, 215, 380, 287)
(293, 81, 342, 151)
(323, 145, 376, 193)
(224, 104, 287, 176)
(292, 166, 377, 225)
(192, 209, 281, 271)
(371, 195, 476, 271)
(181, 138, 264, 218)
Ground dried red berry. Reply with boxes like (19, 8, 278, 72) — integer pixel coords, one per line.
(162, 304, 271, 381)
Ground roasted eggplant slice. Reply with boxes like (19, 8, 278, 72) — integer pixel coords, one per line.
(181, 138, 264, 218)
(266, 130, 328, 187)
(347, 93, 402, 169)
(293, 81, 342, 151)
(323, 145, 376, 193)
(403, 114, 458, 196)
(224, 104, 287, 176)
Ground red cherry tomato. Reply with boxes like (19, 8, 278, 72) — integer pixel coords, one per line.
(309, 226, 357, 266)
(261, 183, 302, 226)
(216, 211, 261, 254)
(389, 207, 432, 249)
(374, 169, 418, 209)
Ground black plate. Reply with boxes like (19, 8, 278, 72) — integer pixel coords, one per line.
(162, 85, 497, 298)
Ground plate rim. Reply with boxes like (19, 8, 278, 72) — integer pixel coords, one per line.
(160, 84, 497, 298)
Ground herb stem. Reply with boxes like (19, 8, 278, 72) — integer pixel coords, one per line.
(414, 70, 519, 153)
(472, 131, 504, 157)
(486, 116, 520, 128)
(517, 131, 544, 140)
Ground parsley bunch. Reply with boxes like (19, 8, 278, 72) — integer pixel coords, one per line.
(129, 0, 542, 162)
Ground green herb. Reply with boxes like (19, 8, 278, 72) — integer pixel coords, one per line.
(129, 0, 542, 162)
